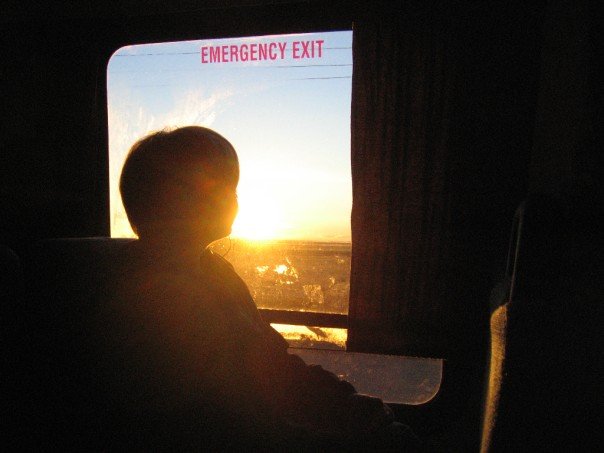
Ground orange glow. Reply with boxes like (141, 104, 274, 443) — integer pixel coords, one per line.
(230, 185, 286, 240)
(271, 323, 347, 349)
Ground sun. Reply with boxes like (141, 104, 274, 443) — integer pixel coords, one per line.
(230, 187, 285, 241)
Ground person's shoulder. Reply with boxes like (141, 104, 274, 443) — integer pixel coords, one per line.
(116, 247, 204, 300)
(201, 249, 238, 275)
(204, 248, 233, 265)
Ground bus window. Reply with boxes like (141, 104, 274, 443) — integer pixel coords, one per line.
(107, 30, 442, 404)
(108, 31, 352, 327)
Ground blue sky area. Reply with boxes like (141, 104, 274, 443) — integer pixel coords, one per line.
(107, 30, 352, 241)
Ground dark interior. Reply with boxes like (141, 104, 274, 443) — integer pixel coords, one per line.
(1, 1, 600, 451)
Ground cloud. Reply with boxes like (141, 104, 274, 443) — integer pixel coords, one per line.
(162, 88, 232, 127)
(107, 87, 234, 236)
(108, 87, 233, 163)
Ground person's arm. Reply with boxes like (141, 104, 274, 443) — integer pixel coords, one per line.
(209, 253, 396, 437)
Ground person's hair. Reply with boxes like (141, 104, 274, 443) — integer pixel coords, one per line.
(119, 126, 239, 235)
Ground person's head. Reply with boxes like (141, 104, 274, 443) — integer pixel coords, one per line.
(120, 126, 239, 244)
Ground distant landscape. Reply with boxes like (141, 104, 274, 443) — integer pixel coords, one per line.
(210, 238, 351, 315)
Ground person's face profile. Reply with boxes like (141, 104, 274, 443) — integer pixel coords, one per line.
(198, 178, 238, 240)
(216, 182, 239, 236)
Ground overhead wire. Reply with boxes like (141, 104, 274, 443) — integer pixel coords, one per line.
(112, 46, 351, 57)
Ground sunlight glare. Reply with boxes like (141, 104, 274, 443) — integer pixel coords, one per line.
(274, 264, 288, 274)
(231, 186, 285, 240)
(271, 323, 348, 349)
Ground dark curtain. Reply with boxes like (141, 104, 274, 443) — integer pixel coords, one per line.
(347, 3, 542, 359)
(348, 5, 455, 358)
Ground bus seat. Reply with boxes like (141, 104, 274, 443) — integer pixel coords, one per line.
(18, 237, 249, 450)
(481, 194, 599, 452)
(19, 237, 135, 449)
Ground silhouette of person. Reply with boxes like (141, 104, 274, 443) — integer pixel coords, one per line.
(102, 126, 419, 450)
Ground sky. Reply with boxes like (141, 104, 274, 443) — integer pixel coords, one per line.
(107, 31, 352, 242)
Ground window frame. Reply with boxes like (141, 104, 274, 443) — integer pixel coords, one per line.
(104, 26, 355, 330)
(99, 7, 444, 389)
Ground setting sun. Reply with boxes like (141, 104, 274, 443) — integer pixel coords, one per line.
(108, 31, 352, 243)
(231, 187, 285, 240)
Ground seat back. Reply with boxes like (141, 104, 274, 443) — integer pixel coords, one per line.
(481, 194, 599, 452)
(19, 238, 135, 449)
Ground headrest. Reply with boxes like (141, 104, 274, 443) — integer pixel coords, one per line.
(23, 236, 134, 274)
(25, 237, 135, 263)
(21, 237, 137, 309)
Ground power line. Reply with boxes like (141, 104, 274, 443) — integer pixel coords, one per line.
(109, 63, 352, 73)
(114, 51, 198, 56)
(272, 64, 351, 68)
(127, 76, 351, 88)
(290, 76, 351, 80)
(112, 46, 351, 57)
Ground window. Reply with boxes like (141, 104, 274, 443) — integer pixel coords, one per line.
(108, 30, 352, 342)
(107, 30, 441, 404)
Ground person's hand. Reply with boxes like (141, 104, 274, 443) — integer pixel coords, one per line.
(346, 393, 394, 435)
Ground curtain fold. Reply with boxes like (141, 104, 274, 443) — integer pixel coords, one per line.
(347, 3, 543, 359)
(348, 5, 456, 357)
